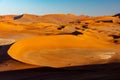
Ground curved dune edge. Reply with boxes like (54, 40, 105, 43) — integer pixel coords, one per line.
(0, 39, 15, 46)
(8, 35, 118, 68)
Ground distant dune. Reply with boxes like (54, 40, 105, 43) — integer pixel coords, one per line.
(0, 14, 90, 24)
(114, 13, 120, 18)
(13, 14, 79, 24)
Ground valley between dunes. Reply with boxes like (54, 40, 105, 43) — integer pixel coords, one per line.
(0, 13, 120, 72)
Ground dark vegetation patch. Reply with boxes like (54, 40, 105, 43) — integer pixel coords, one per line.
(117, 22, 120, 24)
(109, 35, 120, 39)
(71, 31, 83, 35)
(114, 40, 119, 43)
(96, 20, 113, 23)
(80, 25, 89, 31)
(85, 22, 89, 24)
(75, 27, 80, 30)
(57, 25, 65, 30)
(58, 31, 83, 36)
(82, 25, 88, 29)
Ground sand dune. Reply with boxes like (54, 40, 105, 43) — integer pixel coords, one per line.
(8, 35, 118, 67)
(0, 13, 120, 73)
(13, 14, 80, 24)
(0, 22, 25, 31)
(0, 44, 38, 71)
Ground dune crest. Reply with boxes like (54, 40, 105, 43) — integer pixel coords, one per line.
(0, 39, 15, 46)
(8, 35, 117, 67)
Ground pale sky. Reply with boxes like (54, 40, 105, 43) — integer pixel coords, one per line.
(0, 0, 120, 16)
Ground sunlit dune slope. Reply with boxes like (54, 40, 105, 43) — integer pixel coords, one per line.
(0, 13, 120, 44)
(13, 14, 80, 24)
(0, 15, 15, 22)
(8, 35, 116, 67)
(0, 22, 25, 31)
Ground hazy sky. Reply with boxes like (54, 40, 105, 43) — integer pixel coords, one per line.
(0, 0, 120, 16)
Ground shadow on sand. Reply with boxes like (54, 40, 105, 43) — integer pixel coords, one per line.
(0, 63, 120, 80)
(0, 44, 12, 63)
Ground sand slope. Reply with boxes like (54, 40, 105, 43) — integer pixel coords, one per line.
(8, 35, 118, 67)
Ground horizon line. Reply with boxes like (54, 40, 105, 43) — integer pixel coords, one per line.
(0, 13, 117, 16)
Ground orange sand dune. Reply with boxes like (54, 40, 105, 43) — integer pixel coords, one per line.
(8, 35, 117, 67)
(13, 14, 79, 24)
(0, 22, 25, 31)
(0, 13, 119, 71)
